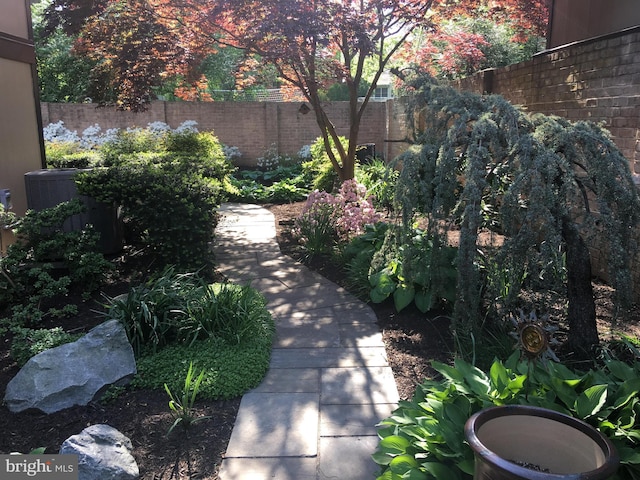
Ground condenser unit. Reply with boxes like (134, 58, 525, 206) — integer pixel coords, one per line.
(24, 169, 123, 253)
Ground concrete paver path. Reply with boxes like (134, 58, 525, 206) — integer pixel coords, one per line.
(214, 203, 399, 480)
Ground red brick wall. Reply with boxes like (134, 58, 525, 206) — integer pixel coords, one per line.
(41, 100, 391, 167)
(453, 27, 640, 175)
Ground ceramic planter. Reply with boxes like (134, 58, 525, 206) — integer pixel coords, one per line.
(465, 405, 619, 480)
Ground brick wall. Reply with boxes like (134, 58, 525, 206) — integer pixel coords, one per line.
(453, 27, 640, 175)
(41, 100, 393, 167)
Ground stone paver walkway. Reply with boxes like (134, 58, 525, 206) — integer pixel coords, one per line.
(214, 203, 399, 480)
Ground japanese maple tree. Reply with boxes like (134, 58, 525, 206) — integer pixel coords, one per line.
(41, 0, 550, 180)
(185, 0, 437, 181)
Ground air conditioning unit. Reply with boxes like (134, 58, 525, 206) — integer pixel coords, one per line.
(25, 169, 123, 254)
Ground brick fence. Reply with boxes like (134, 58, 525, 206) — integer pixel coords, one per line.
(453, 26, 640, 175)
(41, 99, 410, 167)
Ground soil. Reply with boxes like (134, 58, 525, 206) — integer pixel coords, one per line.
(0, 200, 638, 479)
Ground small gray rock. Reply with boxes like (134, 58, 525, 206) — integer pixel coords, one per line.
(60, 424, 139, 480)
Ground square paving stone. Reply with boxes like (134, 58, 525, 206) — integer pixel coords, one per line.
(318, 436, 380, 480)
(274, 313, 340, 348)
(320, 403, 397, 436)
(267, 285, 359, 315)
(339, 323, 384, 347)
(321, 366, 400, 405)
(269, 347, 390, 369)
(226, 392, 319, 457)
(251, 368, 320, 393)
(218, 457, 317, 480)
(331, 302, 378, 324)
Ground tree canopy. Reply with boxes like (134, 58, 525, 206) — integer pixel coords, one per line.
(38, 0, 550, 179)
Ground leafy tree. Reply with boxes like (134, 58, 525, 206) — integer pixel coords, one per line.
(39, 0, 550, 180)
(35, 27, 95, 102)
(32, 1, 95, 102)
(399, 17, 545, 81)
(396, 77, 640, 356)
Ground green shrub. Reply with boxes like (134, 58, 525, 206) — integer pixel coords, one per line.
(369, 228, 458, 313)
(47, 151, 102, 169)
(302, 136, 345, 192)
(184, 283, 274, 346)
(76, 131, 234, 270)
(356, 158, 399, 211)
(99, 128, 161, 165)
(11, 327, 82, 366)
(340, 222, 390, 298)
(0, 199, 112, 327)
(104, 268, 273, 356)
(103, 267, 197, 356)
(230, 174, 309, 204)
(45, 141, 83, 165)
(373, 354, 640, 480)
(293, 180, 382, 259)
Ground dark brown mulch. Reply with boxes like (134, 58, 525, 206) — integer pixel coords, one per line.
(0, 200, 637, 479)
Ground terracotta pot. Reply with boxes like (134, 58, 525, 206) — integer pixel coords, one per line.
(465, 405, 619, 480)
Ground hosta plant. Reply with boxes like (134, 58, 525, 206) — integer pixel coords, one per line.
(369, 228, 458, 313)
(373, 353, 640, 480)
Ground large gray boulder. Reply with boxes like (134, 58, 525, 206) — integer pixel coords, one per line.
(60, 424, 139, 480)
(3, 320, 136, 413)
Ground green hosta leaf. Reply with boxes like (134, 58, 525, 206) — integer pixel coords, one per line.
(414, 290, 434, 313)
(372, 450, 394, 466)
(489, 361, 509, 391)
(546, 362, 584, 386)
(506, 373, 526, 394)
(370, 270, 397, 303)
(612, 378, 640, 410)
(442, 401, 469, 427)
(422, 462, 460, 480)
(394, 284, 415, 312)
(432, 361, 465, 385)
(455, 359, 491, 398)
(389, 454, 420, 474)
(375, 469, 396, 480)
(574, 384, 608, 418)
(616, 445, 640, 465)
(380, 435, 412, 455)
(606, 360, 637, 382)
(456, 458, 475, 476)
(550, 376, 581, 410)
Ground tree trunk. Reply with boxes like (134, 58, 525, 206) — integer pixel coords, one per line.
(561, 217, 599, 355)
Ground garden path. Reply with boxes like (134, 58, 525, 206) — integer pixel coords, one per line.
(214, 203, 399, 480)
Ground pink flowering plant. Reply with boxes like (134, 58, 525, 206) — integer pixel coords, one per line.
(294, 179, 381, 257)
